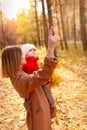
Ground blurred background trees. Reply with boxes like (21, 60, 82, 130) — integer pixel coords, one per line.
(0, 0, 87, 51)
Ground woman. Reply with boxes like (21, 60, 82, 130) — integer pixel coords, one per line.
(1, 27, 60, 130)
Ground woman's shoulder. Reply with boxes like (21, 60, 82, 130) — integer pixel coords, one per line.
(10, 71, 32, 98)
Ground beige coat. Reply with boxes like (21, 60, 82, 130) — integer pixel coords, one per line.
(11, 57, 58, 130)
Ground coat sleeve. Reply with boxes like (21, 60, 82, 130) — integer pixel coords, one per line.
(11, 56, 58, 99)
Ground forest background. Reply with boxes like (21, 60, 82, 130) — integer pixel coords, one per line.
(0, 0, 87, 130)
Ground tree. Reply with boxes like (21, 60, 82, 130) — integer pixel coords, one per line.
(54, 0, 64, 50)
(58, 0, 68, 50)
(0, 2, 6, 48)
(46, 0, 53, 28)
(16, 8, 38, 44)
(41, 0, 48, 49)
(16, 10, 28, 43)
(46, 0, 57, 56)
(73, 0, 77, 49)
(4, 20, 18, 45)
(79, 0, 87, 51)
(34, 0, 41, 46)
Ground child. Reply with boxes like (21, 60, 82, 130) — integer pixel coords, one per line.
(21, 43, 56, 118)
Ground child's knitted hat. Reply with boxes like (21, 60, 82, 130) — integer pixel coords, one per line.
(21, 43, 36, 57)
(21, 43, 36, 64)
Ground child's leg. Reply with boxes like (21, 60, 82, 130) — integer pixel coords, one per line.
(42, 86, 55, 106)
(42, 85, 56, 118)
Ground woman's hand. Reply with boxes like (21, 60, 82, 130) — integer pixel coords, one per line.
(46, 26, 61, 58)
(48, 26, 60, 50)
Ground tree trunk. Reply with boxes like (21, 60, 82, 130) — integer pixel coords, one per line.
(46, 0, 57, 56)
(58, 0, 68, 50)
(34, 0, 41, 46)
(0, 3, 5, 48)
(55, 0, 64, 50)
(41, 0, 48, 49)
(79, 0, 87, 51)
(73, 0, 77, 49)
(46, 0, 53, 28)
(66, 13, 69, 41)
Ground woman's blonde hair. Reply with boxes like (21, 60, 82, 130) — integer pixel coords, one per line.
(2, 46, 22, 78)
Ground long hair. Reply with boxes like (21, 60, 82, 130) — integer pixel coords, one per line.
(2, 46, 22, 78)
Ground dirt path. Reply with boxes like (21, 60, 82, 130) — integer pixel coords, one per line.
(0, 64, 87, 130)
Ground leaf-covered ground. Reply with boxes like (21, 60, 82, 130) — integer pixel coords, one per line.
(0, 48, 87, 130)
